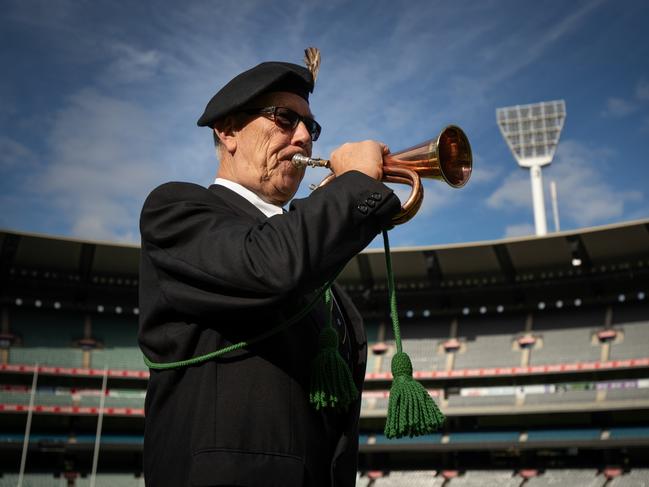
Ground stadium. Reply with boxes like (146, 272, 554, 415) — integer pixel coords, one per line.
(1, 217, 648, 486)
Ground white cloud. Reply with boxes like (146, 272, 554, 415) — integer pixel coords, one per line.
(504, 223, 535, 238)
(550, 141, 642, 225)
(601, 78, 649, 119)
(487, 140, 643, 228)
(472, 0, 605, 90)
(0, 136, 38, 168)
(602, 97, 637, 118)
(102, 42, 163, 84)
(636, 79, 649, 101)
(486, 169, 532, 211)
(467, 152, 500, 185)
(392, 181, 456, 220)
(33, 88, 212, 242)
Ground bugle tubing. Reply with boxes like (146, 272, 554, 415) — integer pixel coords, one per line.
(292, 125, 473, 225)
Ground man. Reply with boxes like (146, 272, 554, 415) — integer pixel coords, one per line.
(138, 60, 400, 486)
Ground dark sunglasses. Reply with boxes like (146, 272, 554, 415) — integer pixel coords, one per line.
(242, 106, 321, 142)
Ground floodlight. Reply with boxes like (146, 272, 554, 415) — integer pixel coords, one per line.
(497, 100, 566, 235)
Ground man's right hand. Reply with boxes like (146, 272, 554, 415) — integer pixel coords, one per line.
(329, 140, 389, 181)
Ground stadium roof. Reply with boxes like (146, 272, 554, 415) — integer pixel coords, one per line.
(1, 219, 648, 284)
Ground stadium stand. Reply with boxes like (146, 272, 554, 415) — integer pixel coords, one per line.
(1, 220, 648, 483)
(75, 474, 144, 487)
(453, 314, 524, 369)
(90, 348, 146, 371)
(370, 470, 445, 486)
(522, 388, 597, 406)
(522, 469, 602, 486)
(529, 307, 603, 365)
(0, 474, 67, 487)
(446, 470, 521, 487)
(447, 393, 517, 408)
(610, 302, 649, 360)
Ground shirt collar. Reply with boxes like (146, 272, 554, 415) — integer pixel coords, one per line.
(213, 178, 284, 218)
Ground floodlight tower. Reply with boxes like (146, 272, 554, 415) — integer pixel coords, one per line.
(496, 100, 566, 236)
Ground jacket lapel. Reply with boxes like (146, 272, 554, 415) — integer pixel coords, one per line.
(208, 184, 268, 222)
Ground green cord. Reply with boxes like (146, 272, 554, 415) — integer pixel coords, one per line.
(143, 278, 335, 370)
(382, 229, 402, 355)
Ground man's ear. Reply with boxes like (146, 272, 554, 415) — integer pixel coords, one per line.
(213, 116, 238, 154)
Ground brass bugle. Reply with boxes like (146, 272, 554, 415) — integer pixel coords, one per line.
(291, 125, 472, 225)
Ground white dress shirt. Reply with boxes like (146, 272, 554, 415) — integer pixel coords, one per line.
(213, 178, 284, 218)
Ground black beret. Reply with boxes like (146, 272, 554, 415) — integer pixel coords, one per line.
(197, 61, 314, 127)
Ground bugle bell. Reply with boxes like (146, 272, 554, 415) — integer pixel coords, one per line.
(292, 125, 472, 225)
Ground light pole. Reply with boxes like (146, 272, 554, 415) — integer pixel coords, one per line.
(496, 100, 566, 236)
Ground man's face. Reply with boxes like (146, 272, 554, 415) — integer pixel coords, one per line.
(227, 91, 314, 206)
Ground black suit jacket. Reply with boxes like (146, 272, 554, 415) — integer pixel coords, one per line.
(138, 171, 400, 487)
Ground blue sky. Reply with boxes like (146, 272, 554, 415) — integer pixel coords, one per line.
(1, 0, 648, 248)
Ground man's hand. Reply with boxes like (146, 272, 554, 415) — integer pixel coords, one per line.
(329, 141, 389, 181)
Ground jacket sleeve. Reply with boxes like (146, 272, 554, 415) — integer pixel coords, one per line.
(139, 170, 400, 315)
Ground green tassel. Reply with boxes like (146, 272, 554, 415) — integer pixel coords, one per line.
(384, 352, 445, 439)
(381, 229, 445, 439)
(309, 326, 358, 410)
(309, 289, 358, 410)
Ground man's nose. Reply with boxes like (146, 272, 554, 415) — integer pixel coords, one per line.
(291, 120, 312, 147)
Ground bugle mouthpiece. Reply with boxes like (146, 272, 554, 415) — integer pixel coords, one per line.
(291, 154, 331, 168)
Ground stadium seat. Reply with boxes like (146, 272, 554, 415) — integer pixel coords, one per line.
(447, 394, 516, 409)
(0, 474, 65, 487)
(454, 314, 525, 370)
(104, 395, 145, 409)
(372, 470, 443, 486)
(91, 348, 146, 371)
(605, 388, 649, 402)
(9, 347, 84, 368)
(608, 469, 649, 486)
(609, 302, 649, 360)
(529, 307, 603, 365)
(0, 391, 32, 405)
(75, 474, 144, 486)
(522, 469, 601, 486)
(9, 308, 83, 347)
(449, 470, 520, 486)
(523, 389, 597, 406)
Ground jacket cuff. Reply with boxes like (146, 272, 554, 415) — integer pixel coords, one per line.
(332, 170, 401, 226)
